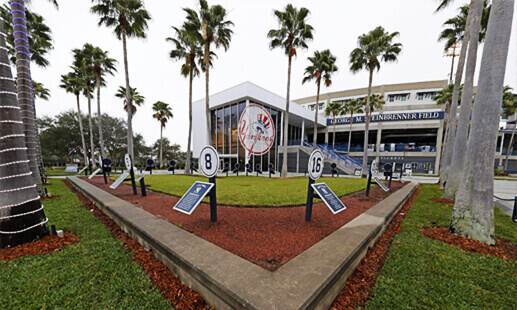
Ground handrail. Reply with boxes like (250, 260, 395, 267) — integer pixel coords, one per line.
(303, 142, 363, 172)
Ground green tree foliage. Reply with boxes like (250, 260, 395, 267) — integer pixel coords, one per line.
(116, 86, 145, 116)
(151, 138, 186, 165)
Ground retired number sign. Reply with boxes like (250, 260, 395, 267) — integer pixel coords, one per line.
(308, 150, 324, 180)
(199, 146, 219, 178)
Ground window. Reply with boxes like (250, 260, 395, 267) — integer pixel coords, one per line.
(417, 93, 423, 100)
(319, 103, 324, 110)
(388, 95, 394, 102)
(411, 162, 418, 170)
(401, 96, 406, 101)
(424, 162, 432, 170)
(310, 104, 315, 111)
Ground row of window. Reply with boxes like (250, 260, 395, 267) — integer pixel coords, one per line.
(387, 92, 436, 102)
(308, 102, 325, 111)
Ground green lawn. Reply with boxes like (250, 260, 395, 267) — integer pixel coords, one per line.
(367, 184, 517, 309)
(0, 180, 171, 309)
(134, 175, 368, 207)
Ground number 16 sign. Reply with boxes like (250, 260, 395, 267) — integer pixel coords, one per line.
(306, 149, 323, 221)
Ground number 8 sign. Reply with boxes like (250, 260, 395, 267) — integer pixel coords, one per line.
(308, 149, 324, 180)
(199, 146, 219, 178)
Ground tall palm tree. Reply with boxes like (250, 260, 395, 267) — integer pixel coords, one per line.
(184, 0, 233, 143)
(434, 83, 462, 155)
(0, 22, 48, 248)
(268, 4, 314, 178)
(116, 86, 145, 117)
(91, 0, 151, 161)
(324, 101, 343, 151)
(32, 81, 50, 101)
(368, 94, 386, 113)
(349, 26, 402, 177)
(341, 98, 364, 153)
(167, 24, 204, 175)
(73, 45, 98, 169)
(302, 49, 338, 150)
(60, 72, 89, 166)
(444, 0, 485, 200)
(9, 0, 42, 193)
(501, 86, 517, 173)
(152, 101, 173, 168)
(91, 46, 117, 158)
(450, 0, 514, 245)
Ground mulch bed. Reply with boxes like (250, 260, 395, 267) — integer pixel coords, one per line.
(421, 227, 517, 261)
(64, 181, 210, 310)
(0, 232, 80, 262)
(430, 198, 455, 205)
(330, 185, 421, 310)
(40, 195, 59, 200)
(86, 177, 405, 271)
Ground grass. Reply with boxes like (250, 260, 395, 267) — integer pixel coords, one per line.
(366, 184, 517, 309)
(0, 180, 172, 309)
(133, 175, 367, 206)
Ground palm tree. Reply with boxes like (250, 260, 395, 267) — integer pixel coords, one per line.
(91, 0, 151, 161)
(60, 72, 89, 166)
(9, 0, 42, 192)
(91, 46, 117, 158)
(349, 26, 402, 177)
(152, 101, 173, 168)
(434, 84, 462, 155)
(324, 101, 343, 151)
(32, 81, 50, 101)
(167, 24, 204, 175)
(268, 4, 314, 178)
(116, 86, 145, 117)
(341, 98, 364, 153)
(184, 0, 233, 143)
(302, 49, 338, 150)
(73, 45, 98, 169)
(444, 0, 485, 200)
(501, 86, 517, 173)
(450, 0, 514, 245)
(0, 22, 49, 248)
(368, 94, 386, 113)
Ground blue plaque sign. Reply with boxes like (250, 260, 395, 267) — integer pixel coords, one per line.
(311, 183, 347, 214)
(110, 172, 129, 189)
(88, 168, 101, 179)
(173, 181, 214, 215)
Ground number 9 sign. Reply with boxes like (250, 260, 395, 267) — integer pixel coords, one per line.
(308, 149, 324, 180)
(199, 146, 219, 178)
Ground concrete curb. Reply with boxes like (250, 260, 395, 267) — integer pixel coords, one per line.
(67, 176, 419, 309)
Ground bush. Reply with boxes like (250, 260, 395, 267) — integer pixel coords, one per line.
(494, 168, 508, 176)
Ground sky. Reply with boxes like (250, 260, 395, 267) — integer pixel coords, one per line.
(27, 0, 517, 151)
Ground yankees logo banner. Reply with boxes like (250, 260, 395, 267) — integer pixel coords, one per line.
(238, 104, 275, 159)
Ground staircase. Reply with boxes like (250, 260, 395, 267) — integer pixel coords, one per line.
(301, 142, 363, 175)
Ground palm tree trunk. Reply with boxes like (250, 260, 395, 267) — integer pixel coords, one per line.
(312, 81, 321, 150)
(10, 0, 42, 193)
(86, 84, 97, 170)
(444, 0, 484, 200)
(160, 125, 163, 169)
(440, 0, 475, 188)
(504, 114, 516, 173)
(450, 0, 514, 245)
(281, 54, 293, 178)
(348, 111, 354, 153)
(186, 66, 193, 175)
(205, 43, 211, 145)
(121, 25, 134, 161)
(76, 93, 88, 166)
(96, 74, 106, 158)
(332, 115, 336, 151)
(0, 19, 48, 248)
(362, 67, 374, 178)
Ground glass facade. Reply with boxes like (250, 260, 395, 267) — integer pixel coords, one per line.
(210, 100, 289, 171)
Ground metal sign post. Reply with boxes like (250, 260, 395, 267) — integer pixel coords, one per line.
(199, 146, 220, 222)
(513, 196, 517, 222)
(125, 154, 138, 195)
(268, 163, 274, 178)
(256, 164, 262, 177)
(168, 160, 176, 174)
(306, 150, 324, 222)
(146, 159, 154, 175)
(366, 159, 378, 197)
(233, 163, 240, 176)
(136, 172, 147, 197)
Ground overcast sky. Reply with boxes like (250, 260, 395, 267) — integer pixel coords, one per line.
(28, 0, 517, 151)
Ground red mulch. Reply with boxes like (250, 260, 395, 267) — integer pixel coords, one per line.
(421, 227, 517, 261)
(86, 177, 405, 271)
(330, 185, 421, 310)
(0, 232, 80, 262)
(64, 181, 210, 310)
(430, 198, 455, 205)
(40, 195, 59, 200)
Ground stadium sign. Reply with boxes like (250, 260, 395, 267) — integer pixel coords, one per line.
(328, 111, 444, 125)
(238, 104, 275, 158)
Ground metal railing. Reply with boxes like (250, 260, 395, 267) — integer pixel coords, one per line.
(303, 142, 363, 173)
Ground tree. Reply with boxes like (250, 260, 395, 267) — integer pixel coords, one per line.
(341, 98, 364, 153)
(91, 0, 151, 161)
(450, 0, 514, 245)
(368, 94, 386, 113)
(152, 101, 173, 168)
(91, 46, 117, 158)
(0, 21, 48, 248)
(434, 83, 462, 155)
(32, 81, 50, 101)
(325, 101, 343, 151)
(167, 23, 203, 175)
(151, 138, 186, 166)
(183, 0, 233, 144)
(60, 72, 88, 165)
(302, 49, 338, 150)
(444, 0, 485, 200)
(349, 26, 402, 177)
(116, 86, 145, 116)
(268, 4, 314, 177)
(501, 86, 517, 173)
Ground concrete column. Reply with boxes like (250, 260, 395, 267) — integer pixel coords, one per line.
(375, 126, 382, 162)
(498, 132, 505, 168)
(296, 149, 300, 173)
(301, 120, 305, 146)
(324, 126, 329, 145)
(434, 117, 445, 172)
